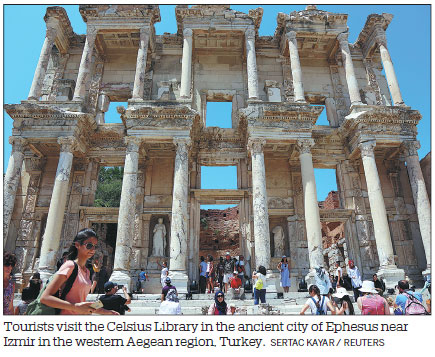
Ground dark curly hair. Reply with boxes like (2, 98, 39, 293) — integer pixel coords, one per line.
(66, 228, 98, 260)
(3, 252, 17, 267)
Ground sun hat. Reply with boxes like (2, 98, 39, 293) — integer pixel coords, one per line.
(333, 287, 349, 299)
(282, 255, 286, 258)
(226, 252, 230, 255)
(359, 280, 378, 294)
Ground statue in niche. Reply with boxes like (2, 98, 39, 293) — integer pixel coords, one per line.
(152, 218, 166, 256)
(272, 225, 285, 257)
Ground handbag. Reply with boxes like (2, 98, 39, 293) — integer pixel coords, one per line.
(26, 262, 78, 315)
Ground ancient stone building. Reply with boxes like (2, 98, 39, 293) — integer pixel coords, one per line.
(4, 5, 431, 293)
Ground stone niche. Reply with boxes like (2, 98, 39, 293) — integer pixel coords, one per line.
(269, 217, 289, 258)
(148, 215, 170, 258)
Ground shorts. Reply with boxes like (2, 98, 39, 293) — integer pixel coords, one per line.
(223, 273, 232, 284)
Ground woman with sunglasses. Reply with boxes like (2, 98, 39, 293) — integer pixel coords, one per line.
(208, 290, 230, 315)
(41, 228, 116, 315)
(3, 251, 17, 315)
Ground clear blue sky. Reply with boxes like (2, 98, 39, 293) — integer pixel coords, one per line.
(4, 5, 430, 207)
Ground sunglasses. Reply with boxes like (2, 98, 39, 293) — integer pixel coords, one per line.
(217, 295, 224, 298)
(4, 263, 15, 267)
(83, 243, 98, 250)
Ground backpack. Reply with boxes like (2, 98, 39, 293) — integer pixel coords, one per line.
(311, 296, 326, 315)
(254, 277, 263, 290)
(404, 292, 428, 315)
(26, 262, 78, 315)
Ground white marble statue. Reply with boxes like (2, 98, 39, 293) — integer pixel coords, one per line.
(272, 225, 285, 257)
(152, 218, 166, 256)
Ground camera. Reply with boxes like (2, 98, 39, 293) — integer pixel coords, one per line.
(117, 284, 124, 290)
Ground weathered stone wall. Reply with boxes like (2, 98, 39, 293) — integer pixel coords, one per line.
(420, 152, 431, 202)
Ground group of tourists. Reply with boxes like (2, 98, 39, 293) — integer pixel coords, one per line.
(3, 230, 431, 316)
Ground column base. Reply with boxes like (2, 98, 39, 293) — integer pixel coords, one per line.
(168, 271, 188, 294)
(377, 266, 405, 289)
(110, 270, 132, 293)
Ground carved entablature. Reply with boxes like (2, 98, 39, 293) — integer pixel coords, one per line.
(44, 6, 76, 54)
(196, 127, 244, 151)
(175, 5, 263, 35)
(340, 105, 421, 155)
(354, 13, 393, 58)
(79, 5, 161, 24)
(89, 125, 125, 151)
(239, 103, 323, 133)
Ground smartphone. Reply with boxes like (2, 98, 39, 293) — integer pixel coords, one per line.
(117, 284, 124, 290)
(90, 300, 103, 309)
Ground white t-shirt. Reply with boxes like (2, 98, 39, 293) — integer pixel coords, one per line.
(254, 273, 267, 289)
(305, 295, 330, 315)
(335, 266, 342, 278)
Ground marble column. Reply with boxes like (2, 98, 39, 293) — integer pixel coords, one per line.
(180, 28, 193, 99)
(337, 33, 362, 105)
(296, 139, 324, 272)
(286, 31, 305, 102)
(169, 137, 191, 293)
(28, 27, 57, 100)
(73, 26, 98, 101)
(132, 28, 150, 101)
(38, 137, 76, 281)
(3, 137, 26, 241)
(111, 137, 141, 290)
(402, 141, 431, 275)
(248, 138, 270, 269)
(359, 140, 404, 285)
(245, 29, 259, 100)
(376, 32, 404, 106)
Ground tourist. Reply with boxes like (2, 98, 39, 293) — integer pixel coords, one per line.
(228, 270, 244, 299)
(372, 274, 385, 296)
(277, 256, 291, 293)
(252, 265, 267, 305)
(56, 251, 69, 271)
(28, 272, 43, 300)
(90, 257, 102, 293)
(314, 266, 332, 296)
(228, 302, 237, 315)
(208, 290, 230, 315)
(99, 281, 130, 315)
(198, 256, 207, 294)
(138, 268, 149, 294)
(3, 252, 17, 315)
(357, 280, 390, 315)
(394, 279, 426, 315)
(332, 287, 355, 315)
(347, 260, 362, 302)
(159, 277, 181, 314)
(300, 284, 336, 315)
(15, 287, 34, 315)
(96, 264, 108, 294)
(217, 257, 225, 291)
(206, 255, 215, 294)
(223, 252, 234, 293)
(386, 297, 395, 314)
(334, 262, 343, 288)
(235, 255, 246, 285)
(40, 228, 116, 315)
(158, 261, 169, 288)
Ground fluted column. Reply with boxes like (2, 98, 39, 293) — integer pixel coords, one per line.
(247, 138, 270, 269)
(337, 33, 362, 105)
(286, 31, 305, 102)
(180, 28, 193, 99)
(111, 137, 141, 289)
(402, 141, 431, 273)
(28, 27, 57, 100)
(245, 29, 259, 100)
(73, 26, 98, 101)
(359, 140, 396, 267)
(38, 137, 76, 281)
(376, 31, 404, 106)
(296, 139, 323, 270)
(3, 137, 26, 241)
(132, 28, 150, 101)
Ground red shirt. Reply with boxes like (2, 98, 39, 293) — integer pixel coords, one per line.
(230, 276, 242, 289)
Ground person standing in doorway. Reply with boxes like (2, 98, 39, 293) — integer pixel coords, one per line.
(223, 252, 234, 293)
(347, 260, 362, 302)
(206, 255, 215, 294)
(199, 256, 207, 294)
(277, 256, 291, 293)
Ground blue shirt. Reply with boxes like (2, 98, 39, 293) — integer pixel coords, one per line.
(139, 271, 147, 281)
(395, 290, 423, 315)
(200, 261, 207, 277)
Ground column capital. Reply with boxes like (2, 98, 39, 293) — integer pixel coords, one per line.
(402, 140, 420, 157)
(358, 140, 376, 158)
(245, 29, 256, 40)
(139, 27, 150, 41)
(183, 28, 193, 38)
(124, 136, 142, 152)
(58, 136, 77, 153)
(9, 137, 27, 152)
(337, 32, 349, 46)
(296, 138, 315, 154)
(247, 137, 266, 154)
(173, 136, 191, 152)
(286, 31, 297, 42)
(374, 28, 387, 48)
(86, 25, 98, 45)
